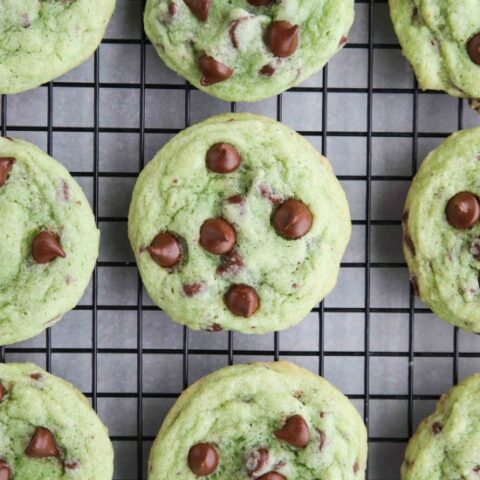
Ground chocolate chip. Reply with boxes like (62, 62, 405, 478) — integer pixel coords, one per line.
(402, 211, 409, 224)
(206, 143, 241, 173)
(198, 54, 233, 86)
(471, 238, 480, 261)
(25, 427, 61, 458)
(0, 460, 11, 480)
(31, 232, 66, 264)
(30, 373, 43, 380)
(168, 2, 178, 16)
(147, 232, 182, 268)
(268, 21, 299, 58)
(410, 276, 419, 296)
(272, 199, 313, 239)
(184, 0, 210, 21)
(200, 218, 236, 255)
(260, 64, 276, 77)
(246, 447, 269, 476)
(225, 284, 259, 317)
(0, 383, 5, 402)
(275, 415, 310, 448)
(259, 183, 282, 204)
(473, 465, 480, 473)
(446, 192, 480, 229)
(187, 443, 218, 476)
(353, 462, 359, 474)
(404, 235, 416, 256)
(65, 461, 79, 470)
(467, 32, 480, 65)
(216, 251, 243, 276)
(206, 323, 222, 332)
(226, 194, 243, 204)
(183, 282, 204, 296)
(339, 35, 348, 47)
(0, 157, 15, 187)
(318, 430, 326, 451)
(432, 422, 442, 434)
(257, 473, 286, 480)
(229, 18, 250, 49)
(248, 0, 271, 5)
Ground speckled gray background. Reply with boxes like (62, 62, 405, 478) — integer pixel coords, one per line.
(2, 1, 480, 479)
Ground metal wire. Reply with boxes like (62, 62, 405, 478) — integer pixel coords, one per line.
(0, 0, 469, 478)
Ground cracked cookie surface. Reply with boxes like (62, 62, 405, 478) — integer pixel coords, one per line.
(0, 362, 113, 479)
(402, 374, 480, 480)
(148, 361, 367, 480)
(0, 137, 99, 345)
(389, 0, 480, 102)
(144, 0, 354, 102)
(403, 127, 480, 332)
(128, 113, 351, 334)
(0, 0, 116, 94)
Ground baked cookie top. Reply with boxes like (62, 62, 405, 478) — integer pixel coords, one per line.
(0, 362, 113, 479)
(0, 137, 99, 345)
(128, 113, 351, 334)
(403, 127, 480, 332)
(389, 0, 480, 101)
(0, 0, 116, 94)
(149, 361, 367, 480)
(402, 374, 480, 479)
(144, 0, 354, 102)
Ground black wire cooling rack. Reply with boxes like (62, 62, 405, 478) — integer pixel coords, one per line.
(1, 0, 480, 478)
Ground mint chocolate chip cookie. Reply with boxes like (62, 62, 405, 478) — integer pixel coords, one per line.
(0, 137, 99, 345)
(128, 113, 351, 334)
(144, 0, 354, 102)
(389, 0, 480, 108)
(0, 0, 116, 94)
(402, 373, 480, 479)
(148, 361, 367, 479)
(0, 362, 113, 479)
(403, 127, 480, 333)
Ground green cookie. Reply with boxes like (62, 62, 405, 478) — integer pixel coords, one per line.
(0, 137, 99, 345)
(402, 374, 480, 479)
(0, 362, 113, 479)
(144, 0, 354, 102)
(0, 0, 116, 94)
(403, 127, 480, 333)
(389, 0, 480, 105)
(149, 361, 367, 480)
(128, 113, 351, 334)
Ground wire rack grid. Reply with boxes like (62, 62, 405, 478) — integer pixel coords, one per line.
(1, 0, 480, 479)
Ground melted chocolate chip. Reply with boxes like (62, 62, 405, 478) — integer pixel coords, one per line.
(260, 64, 276, 77)
(226, 194, 243, 204)
(65, 461, 79, 470)
(188, 443, 218, 476)
(272, 199, 313, 239)
(147, 232, 182, 268)
(217, 251, 243, 276)
(207, 323, 222, 332)
(25, 427, 61, 458)
(0, 383, 5, 402)
(446, 192, 480, 229)
(268, 21, 299, 58)
(229, 17, 250, 48)
(353, 462, 360, 474)
(199, 54, 233, 86)
(246, 447, 269, 476)
(257, 473, 286, 480)
(31, 232, 66, 264)
(248, 0, 271, 5)
(30, 373, 43, 380)
(0, 157, 15, 187)
(275, 415, 310, 448)
(471, 238, 480, 261)
(168, 2, 178, 16)
(225, 284, 259, 317)
(183, 282, 204, 296)
(200, 218, 236, 255)
(432, 422, 442, 434)
(184, 0, 210, 21)
(404, 235, 416, 256)
(468, 32, 480, 65)
(206, 143, 241, 173)
(318, 430, 326, 451)
(0, 460, 11, 480)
